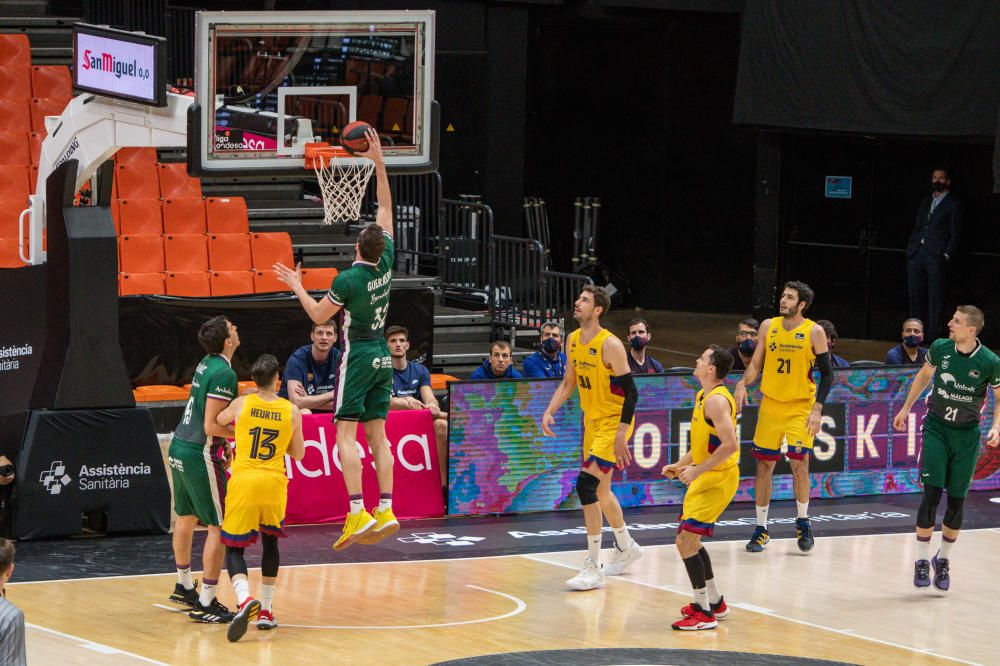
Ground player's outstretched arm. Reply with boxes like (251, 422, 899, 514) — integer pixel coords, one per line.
(734, 318, 769, 410)
(358, 128, 392, 237)
(892, 361, 936, 431)
(273, 261, 342, 324)
(205, 395, 237, 440)
(288, 406, 306, 461)
(542, 360, 577, 436)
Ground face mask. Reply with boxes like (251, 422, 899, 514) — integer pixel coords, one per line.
(903, 335, 923, 348)
(738, 339, 756, 355)
(541, 337, 562, 354)
(630, 335, 649, 351)
(931, 182, 946, 192)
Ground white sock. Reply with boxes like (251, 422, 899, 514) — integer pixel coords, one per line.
(233, 578, 250, 606)
(349, 497, 364, 515)
(176, 567, 193, 590)
(694, 587, 710, 613)
(706, 578, 721, 605)
(612, 524, 633, 550)
(916, 537, 931, 561)
(587, 534, 601, 562)
(796, 501, 809, 519)
(261, 584, 275, 612)
(198, 582, 216, 607)
(756, 504, 769, 528)
(379, 497, 392, 511)
(939, 537, 956, 560)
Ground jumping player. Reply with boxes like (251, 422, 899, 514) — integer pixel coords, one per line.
(733, 281, 832, 553)
(167, 316, 239, 624)
(662, 345, 739, 630)
(216, 354, 304, 642)
(893, 305, 1000, 591)
(542, 285, 643, 590)
(274, 128, 398, 550)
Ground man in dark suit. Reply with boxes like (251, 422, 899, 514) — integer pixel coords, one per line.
(907, 168, 962, 337)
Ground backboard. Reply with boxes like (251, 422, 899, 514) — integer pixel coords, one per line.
(190, 11, 436, 175)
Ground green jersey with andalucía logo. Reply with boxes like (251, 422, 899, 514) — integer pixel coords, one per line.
(926, 338, 1000, 427)
(326, 230, 394, 341)
(173, 354, 237, 445)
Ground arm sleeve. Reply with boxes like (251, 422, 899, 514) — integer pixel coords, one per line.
(814, 352, 833, 404)
(617, 373, 638, 424)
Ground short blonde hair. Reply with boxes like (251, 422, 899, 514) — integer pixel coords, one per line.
(957, 305, 985, 334)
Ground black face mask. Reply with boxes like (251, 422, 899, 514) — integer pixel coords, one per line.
(738, 339, 756, 356)
(931, 182, 946, 193)
(903, 335, 923, 349)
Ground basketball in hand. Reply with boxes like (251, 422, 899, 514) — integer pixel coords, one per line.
(340, 121, 374, 155)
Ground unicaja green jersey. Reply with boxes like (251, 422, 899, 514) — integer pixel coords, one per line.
(926, 338, 1000, 427)
(173, 354, 237, 445)
(326, 231, 394, 341)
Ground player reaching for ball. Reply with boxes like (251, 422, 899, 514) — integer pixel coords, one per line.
(274, 127, 400, 551)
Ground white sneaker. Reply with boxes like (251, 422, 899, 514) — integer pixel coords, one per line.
(566, 557, 605, 590)
(604, 540, 644, 576)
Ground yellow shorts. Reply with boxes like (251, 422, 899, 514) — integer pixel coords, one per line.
(753, 395, 815, 461)
(220, 471, 288, 548)
(583, 415, 633, 472)
(679, 465, 739, 536)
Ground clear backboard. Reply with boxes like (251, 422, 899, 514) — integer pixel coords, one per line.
(190, 10, 436, 175)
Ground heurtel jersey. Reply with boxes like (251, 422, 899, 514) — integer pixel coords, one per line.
(926, 338, 1000, 427)
(326, 231, 394, 341)
(173, 354, 237, 446)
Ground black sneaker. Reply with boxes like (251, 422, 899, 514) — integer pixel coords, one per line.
(189, 598, 235, 624)
(169, 580, 200, 608)
(745, 526, 769, 552)
(227, 598, 261, 642)
(796, 517, 815, 552)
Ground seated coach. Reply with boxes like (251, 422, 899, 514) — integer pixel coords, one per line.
(279, 319, 341, 413)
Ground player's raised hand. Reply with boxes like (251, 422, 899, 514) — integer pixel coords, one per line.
(892, 407, 909, 432)
(987, 427, 1000, 448)
(541, 411, 556, 437)
(358, 128, 384, 164)
(274, 261, 303, 289)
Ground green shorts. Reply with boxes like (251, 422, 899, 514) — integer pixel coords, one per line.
(336, 338, 392, 422)
(168, 437, 227, 525)
(921, 413, 981, 498)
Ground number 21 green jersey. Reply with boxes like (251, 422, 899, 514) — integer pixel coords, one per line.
(326, 231, 394, 341)
(926, 338, 1000, 427)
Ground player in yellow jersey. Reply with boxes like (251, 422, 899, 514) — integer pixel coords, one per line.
(542, 285, 643, 591)
(215, 354, 305, 643)
(662, 345, 739, 631)
(734, 281, 831, 553)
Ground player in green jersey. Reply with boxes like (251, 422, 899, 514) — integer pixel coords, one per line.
(274, 128, 399, 551)
(167, 315, 240, 623)
(894, 305, 1000, 592)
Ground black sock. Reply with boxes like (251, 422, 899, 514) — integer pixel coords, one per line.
(698, 547, 714, 580)
(683, 553, 706, 590)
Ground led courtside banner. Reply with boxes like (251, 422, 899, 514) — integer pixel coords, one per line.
(447, 368, 1000, 515)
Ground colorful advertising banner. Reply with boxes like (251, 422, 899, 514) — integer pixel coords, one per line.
(447, 367, 1000, 515)
(284, 411, 444, 525)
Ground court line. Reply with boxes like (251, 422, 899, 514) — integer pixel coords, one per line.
(11, 527, 1000, 586)
(27, 623, 170, 665)
(154, 584, 526, 630)
(521, 553, 982, 666)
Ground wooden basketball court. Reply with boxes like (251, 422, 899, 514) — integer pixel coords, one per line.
(13, 528, 995, 665)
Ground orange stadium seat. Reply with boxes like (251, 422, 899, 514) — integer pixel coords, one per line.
(30, 97, 66, 134)
(430, 373, 460, 391)
(301, 267, 338, 291)
(208, 233, 251, 271)
(0, 200, 24, 237)
(0, 35, 30, 68)
(250, 232, 293, 269)
(162, 198, 206, 234)
(133, 385, 189, 402)
(115, 147, 157, 166)
(253, 270, 287, 294)
(27, 165, 37, 193)
(116, 164, 160, 199)
(119, 235, 164, 273)
(30, 66, 72, 102)
(382, 97, 411, 135)
(0, 165, 29, 203)
(0, 132, 28, 165)
(118, 199, 163, 236)
(210, 270, 254, 296)
(359, 94, 382, 125)
(157, 162, 202, 199)
(0, 67, 30, 100)
(164, 234, 208, 272)
(0, 237, 24, 268)
(0, 99, 30, 133)
(27, 131, 41, 165)
(119, 272, 165, 296)
(165, 271, 211, 297)
(205, 197, 249, 234)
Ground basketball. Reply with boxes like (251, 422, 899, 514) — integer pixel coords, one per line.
(340, 121, 374, 155)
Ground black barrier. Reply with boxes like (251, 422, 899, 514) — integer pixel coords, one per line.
(119, 287, 435, 386)
(0, 265, 46, 417)
(12, 408, 169, 540)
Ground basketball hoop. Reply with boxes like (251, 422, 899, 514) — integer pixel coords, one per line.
(304, 142, 375, 224)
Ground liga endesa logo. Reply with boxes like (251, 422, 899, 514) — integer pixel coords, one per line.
(81, 49, 151, 80)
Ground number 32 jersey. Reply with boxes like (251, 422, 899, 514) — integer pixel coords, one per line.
(233, 393, 294, 476)
(926, 338, 1000, 427)
(761, 318, 816, 403)
(326, 231, 394, 341)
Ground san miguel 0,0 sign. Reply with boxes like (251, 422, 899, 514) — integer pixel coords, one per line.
(72, 23, 167, 106)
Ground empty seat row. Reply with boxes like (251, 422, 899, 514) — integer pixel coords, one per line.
(112, 197, 249, 236)
(119, 267, 339, 297)
(0, 65, 72, 102)
(0, 97, 68, 135)
(119, 232, 293, 274)
(116, 162, 203, 200)
(0, 131, 43, 166)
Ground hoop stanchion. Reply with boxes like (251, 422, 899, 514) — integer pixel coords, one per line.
(304, 142, 375, 224)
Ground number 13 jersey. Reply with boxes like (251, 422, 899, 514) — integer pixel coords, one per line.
(233, 393, 294, 476)
(761, 318, 816, 403)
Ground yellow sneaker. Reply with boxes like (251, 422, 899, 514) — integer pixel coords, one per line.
(333, 509, 376, 551)
(358, 506, 400, 544)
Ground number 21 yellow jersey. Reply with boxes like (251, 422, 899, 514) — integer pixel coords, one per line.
(761, 317, 816, 403)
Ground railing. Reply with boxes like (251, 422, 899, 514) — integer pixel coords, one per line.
(436, 197, 494, 310)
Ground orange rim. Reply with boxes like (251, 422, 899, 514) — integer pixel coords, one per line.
(304, 142, 350, 169)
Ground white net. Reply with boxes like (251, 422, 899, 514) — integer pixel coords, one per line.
(313, 154, 375, 224)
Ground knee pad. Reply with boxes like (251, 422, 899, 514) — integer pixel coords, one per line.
(917, 485, 943, 529)
(225, 546, 248, 578)
(943, 495, 965, 530)
(261, 534, 280, 578)
(576, 471, 600, 506)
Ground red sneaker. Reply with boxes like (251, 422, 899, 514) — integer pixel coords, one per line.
(672, 605, 718, 631)
(680, 596, 728, 619)
(256, 609, 277, 630)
